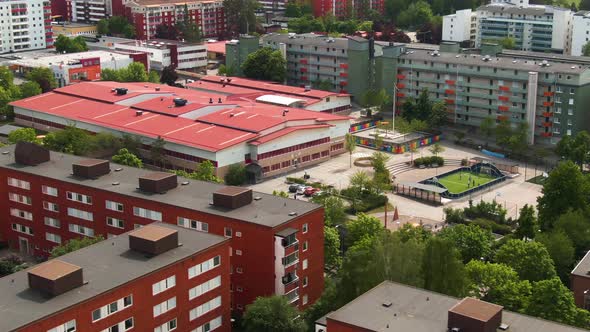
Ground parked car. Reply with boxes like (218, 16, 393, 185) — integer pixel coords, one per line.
(304, 187, 319, 197)
(296, 185, 308, 195)
(289, 184, 300, 193)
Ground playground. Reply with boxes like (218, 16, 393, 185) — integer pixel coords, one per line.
(436, 171, 496, 194)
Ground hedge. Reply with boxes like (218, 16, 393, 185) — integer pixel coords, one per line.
(413, 156, 444, 167)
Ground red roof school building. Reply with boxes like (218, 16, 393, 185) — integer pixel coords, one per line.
(10, 81, 351, 181)
(0, 142, 325, 315)
(0, 223, 232, 332)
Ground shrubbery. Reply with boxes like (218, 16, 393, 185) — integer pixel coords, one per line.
(341, 188, 388, 214)
(413, 156, 444, 167)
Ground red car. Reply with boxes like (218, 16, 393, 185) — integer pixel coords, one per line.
(304, 187, 319, 197)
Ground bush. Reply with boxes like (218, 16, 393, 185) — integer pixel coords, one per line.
(471, 218, 512, 235)
(343, 191, 388, 214)
(414, 156, 444, 167)
(461, 158, 469, 166)
(286, 177, 306, 184)
(224, 163, 247, 185)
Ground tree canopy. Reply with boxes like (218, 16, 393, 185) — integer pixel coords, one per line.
(54, 35, 88, 54)
(422, 237, 469, 297)
(101, 62, 151, 83)
(112, 148, 143, 168)
(242, 296, 306, 332)
(241, 48, 287, 83)
(8, 128, 40, 144)
(494, 239, 556, 282)
(97, 16, 135, 38)
(50, 236, 105, 258)
(42, 126, 93, 156)
(26, 67, 57, 93)
(438, 224, 494, 263)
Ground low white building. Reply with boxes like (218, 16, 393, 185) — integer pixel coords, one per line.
(571, 11, 590, 56)
(442, 9, 475, 43)
(0, 0, 54, 54)
(114, 39, 207, 70)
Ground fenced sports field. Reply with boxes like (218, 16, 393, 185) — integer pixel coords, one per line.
(436, 171, 496, 194)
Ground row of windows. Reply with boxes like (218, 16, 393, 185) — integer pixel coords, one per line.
(48, 319, 76, 332)
(69, 223, 94, 236)
(8, 177, 30, 189)
(153, 275, 176, 295)
(192, 316, 222, 332)
(189, 296, 221, 321)
(177, 217, 208, 233)
(188, 256, 221, 279)
(92, 295, 133, 322)
(66, 191, 92, 205)
(133, 206, 162, 222)
(154, 297, 176, 317)
(256, 137, 330, 160)
(189, 275, 221, 300)
(102, 317, 134, 332)
(154, 318, 177, 332)
(45, 232, 61, 243)
(12, 223, 33, 235)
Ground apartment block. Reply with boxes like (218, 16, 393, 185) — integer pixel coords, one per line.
(126, 0, 226, 40)
(312, 0, 384, 19)
(384, 42, 590, 146)
(261, 33, 375, 100)
(316, 281, 586, 332)
(114, 39, 207, 70)
(0, 223, 231, 332)
(443, 0, 573, 54)
(0, 0, 53, 54)
(0, 142, 325, 313)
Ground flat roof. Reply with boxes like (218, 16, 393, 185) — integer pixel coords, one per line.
(323, 281, 588, 332)
(9, 50, 131, 68)
(0, 145, 321, 228)
(0, 223, 226, 332)
(449, 297, 502, 321)
(264, 33, 352, 49)
(207, 40, 227, 55)
(115, 38, 205, 49)
(255, 94, 306, 106)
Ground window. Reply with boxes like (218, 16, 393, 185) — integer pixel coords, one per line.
(569, 98, 574, 105)
(224, 227, 232, 238)
(68, 224, 94, 236)
(188, 256, 221, 279)
(105, 200, 124, 212)
(43, 201, 59, 212)
(303, 276, 308, 287)
(282, 252, 298, 267)
(47, 320, 76, 332)
(570, 88, 575, 94)
(177, 217, 208, 232)
(42, 185, 58, 196)
(152, 275, 176, 295)
(154, 318, 177, 332)
(153, 297, 177, 317)
(7, 177, 30, 190)
(67, 207, 93, 221)
(10, 208, 33, 220)
(302, 223, 308, 233)
(107, 217, 125, 229)
(303, 259, 308, 270)
(93, 295, 133, 322)
(568, 108, 574, 116)
(303, 241, 308, 251)
(193, 316, 222, 332)
(44, 217, 60, 228)
(235, 249, 242, 256)
(189, 296, 221, 321)
(567, 129, 572, 136)
(235, 231, 242, 237)
(9, 193, 31, 205)
(66, 191, 92, 205)
(133, 207, 162, 221)
(103, 318, 134, 332)
(189, 275, 221, 300)
(555, 107, 562, 114)
(12, 223, 33, 235)
(46, 232, 61, 244)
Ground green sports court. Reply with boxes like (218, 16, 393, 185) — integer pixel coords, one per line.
(436, 171, 496, 194)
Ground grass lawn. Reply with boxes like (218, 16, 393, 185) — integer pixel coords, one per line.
(437, 171, 496, 194)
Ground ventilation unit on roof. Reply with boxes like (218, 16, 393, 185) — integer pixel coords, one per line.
(173, 98, 187, 107)
(72, 159, 110, 179)
(129, 224, 179, 256)
(482, 55, 491, 61)
(212, 186, 253, 209)
(28, 260, 84, 297)
(136, 110, 143, 116)
(115, 88, 128, 95)
(304, 85, 311, 92)
(139, 172, 178, 194)
(15, 141, 50, 166)
(499, 323, 510, 330)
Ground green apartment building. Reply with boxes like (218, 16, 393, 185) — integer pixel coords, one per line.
(379, 42, 590, 146)
(225, 35, 260, 76)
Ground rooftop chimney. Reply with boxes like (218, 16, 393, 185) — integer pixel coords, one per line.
(218, 97, 222, 103)
(212, 186, 253, 209)
(129, 224, 179, 256)
(139, 172, 178, 193)
(209, 98, 214, 104)
(15, 141, 50, 166)
(72, 159, 110, 179)
(448, 298, 503, 332)
(28, 260, 84, 297)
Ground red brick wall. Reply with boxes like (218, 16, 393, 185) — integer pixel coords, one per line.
(572, 275, 590, 308)
(326, 318, 374, 332)
(18, 241, 231, 332)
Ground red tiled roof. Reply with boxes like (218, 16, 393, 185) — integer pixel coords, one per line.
(206, 41, 227, 55)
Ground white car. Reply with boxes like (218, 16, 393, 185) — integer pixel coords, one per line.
(296, 185, 307, 195)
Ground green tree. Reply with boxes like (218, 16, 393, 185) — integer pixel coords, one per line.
(0, 66, 15, 90)
(97, 19, 109, 35)
(150, 136, 166, 169)
(100, 68, 121, 82)
(479, 117, 495, 145)
(121, 62, 149, 82)
(112, 148, 143, 168)
(0, 86, 19, 118)
(349, 170, 371, 192)
(272, 190, 289, 197)
(120, 134, 142, 155)
(465, 260, 531, 311)
(344, 133, 356, 168)
(495, 239, 556, 282)
(42, 126, 93, 155)
(218, 64, 235, 76)
(423, 237, 469, 297)
(160, 66, 178, 85)
(19, 81, 42, 98)
(514, 204, 537, 240)
(583, 41, 590, 56)
(500, 37, 516, 50)
(322, 196, 347, 226)
(554, 209, 590, 256)
(537, 160, 590, 228)
(285, 1, 302, 17)
(8, 128, 40, 144)
(555, 131, 590, 167)
(148, 70, 160, 83)
(346, 213, 384, 247)
(224, 163, 247, 185)
(397, 0, 433, 29)
(495, 119, 512, 150)
(175, 161, 222, 183)
(223, 0, 259, 36)
(397, 223, 432, 243)
(428, 101, 447, 128)
(50, 236, 105, 258)
(525, 278, 590, 328)
(241, 48, 287, 83)
(371, 152, 391, 192)
(324, 226, 342, 270)
(536, 230, 575, 282)
(428, 142, 444, 156)
(438, 224, 494, 263)
(242, 296, 306, 332)
(26, 67, 57, 92)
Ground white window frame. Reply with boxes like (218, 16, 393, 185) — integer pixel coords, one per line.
(302, 223, 308, 234)
(105, 200, 124, 212)
(177, 216, 208, 232)
(10, 208, 33, 221)
(47, 319, 76, 332)
(7, 177, 30, 190)
(8, 192, 32, 205)
(68, 223, 94, 237)
(92, 295, 133, 322)
(43, 201, 59, 212)
(67, 207, 93, 221)
(188, 256, 221, 279)
(153, 297, 177, 317)
(189, 296, 221, 321)
(102, 317, 134, 332)
(66, 191, 93, 205)
(154, 318, 177, 332)
(188, 275, 221, 300)
(12, 223, 33, 235)
(303, 241, 308, 252)
(46, 232, 62, 244)
(303, 258, 308, 270)
(42, 185, 58, 196)
(106, 217, 125, 229)
(152, 275, 176, 295)
(133, 206, 162, 221)
(192, 315, 222, 332)
(224, 227, 232, 238)
(44, 217, 60, 228)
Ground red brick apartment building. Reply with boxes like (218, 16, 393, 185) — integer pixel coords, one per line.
(571, 250, 590, 309)
(0, 142, 324, 314)
(0, 223, 231, 332)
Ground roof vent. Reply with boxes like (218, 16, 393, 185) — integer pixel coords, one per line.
(72, 159, 110, 179)
(209, 97, 214, 104)
(304, 85, 311, 91)
(138, 172, 178, 194)
(114, 167, 123, 172)
(28, 260, 84, 297)
(382, 302, 393, 308)
(218, 97, 222, 103)
(482, 55, 491, 61)
(155, 87, 161, 91)
(1, 151, 9, 155)
(181, 181, 189, 185)
(129, 224, 179, 256)
(448, 298, 503, 332)
(288, 211, 298, 216)
(112, 181, 120, 186)
(499, 323, 510, 330)
(115, 87, 128, 95)
(15, 141, 50, 166)
(212, 186, 253, 209)
(136, 110, 143, 116)
(173, 98, 187, 107)
(254, 196, 262, 200)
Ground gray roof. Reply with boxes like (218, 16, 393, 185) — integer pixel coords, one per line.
(572, 250, 590, 277)
(398, 49, 589, 74)
(321, 281, 588, 332)
(477, 3, 566, 16)
(0, 124, 24, 136)
(263, 33, 351, 49)
(0, 223, 227, 332)
(0, 145, 321, 228)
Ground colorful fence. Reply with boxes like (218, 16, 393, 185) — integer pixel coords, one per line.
(354, 134, 441, 154)
(349, 120, 381, 133)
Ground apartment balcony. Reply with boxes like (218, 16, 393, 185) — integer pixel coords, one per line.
(499, 86, 510, 92)
(445, 99, 454, 105)
(445, 80, 455, 85)
(445, 89, 455, 95)
(542, 112, 553, 117)
(397, 74, 406, 80)
(498, 105, 509, 112)
(397, 83, 405, 89)
(497, 115, 508, 121)
(498, 96, 509, 102)
(543, 101, 554, 107)
(340, 63, 348, 69)
(285, 288, 300, 304)
(542, 122, 552, 127)
(541, 132, 552, 137)
(543, 91, 554, 97)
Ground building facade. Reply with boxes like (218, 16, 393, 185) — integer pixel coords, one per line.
(0, 222, 232, 332)
(383, 42, 590, 146)
(67, 0, 109, 23)
(114, 39, 207, 70)
(51, 23, 99, 37)
(312, 0, 384, 19)
(0, 0, 53, 54)
(0, 143, 325, 313)
(125, 0, 226, 40)
(571, 250, 590, 309)
(443, 1, 573, 54)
